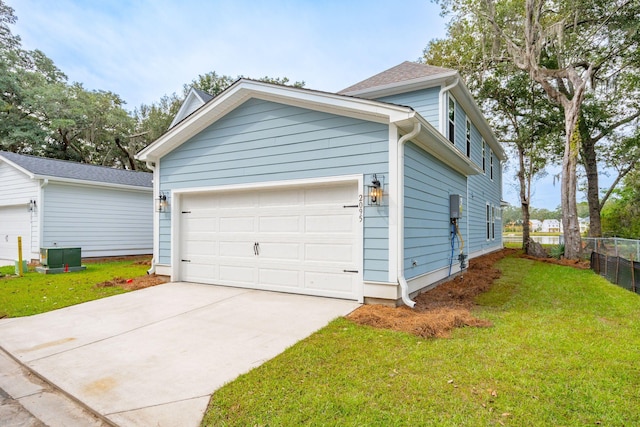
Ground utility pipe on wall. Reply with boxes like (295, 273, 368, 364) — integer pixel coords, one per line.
(397, 122, 422, 308)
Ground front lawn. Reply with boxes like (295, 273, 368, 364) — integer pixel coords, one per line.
(202, 255, 640, 426)
(0, 259, 152, 318)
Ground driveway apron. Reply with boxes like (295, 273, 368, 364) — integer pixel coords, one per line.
(0, 282, 360, 426)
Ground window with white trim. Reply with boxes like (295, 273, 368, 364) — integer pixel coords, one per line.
(482, 140, 486, 172)
(491, 205, 496, 240)
(465, 119, 471, 157)
(486, 203, 490, 240)
(448, 96, 455, 144)
(490, 150, 494, 180)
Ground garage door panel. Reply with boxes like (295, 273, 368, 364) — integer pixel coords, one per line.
(305, 271, 354, 294)
(259, 242, 300, 261)
(259, 268, 300, 287)
(219, 216, 255, 233)
(180, 181, 361, 300)
(305, 213, 355, 233)
(183, 217, 216, 234)
(258, 216, 301, 233)
(219, 240, 255, 257)
(219, 265, 256, 285)
(217, 192, 256, 208)
(0, 206, 32, 263)
(181, 262, 217, 284)
(305, 243, 354, 263)
(187, 241, 218, 262)
(259, 188, 302, 207)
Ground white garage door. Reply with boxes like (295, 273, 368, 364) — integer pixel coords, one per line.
(0, 205, 32, 265)
(179, 182, 361, 300)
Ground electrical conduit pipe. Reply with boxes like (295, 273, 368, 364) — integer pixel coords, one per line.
(397, 122, 422, 308)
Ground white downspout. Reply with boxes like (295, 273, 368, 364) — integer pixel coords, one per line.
(397, 122, 422, 308)
(146, 161, 157, 275)
(439, 78, 460, 136)
(38, 179, 48, 260)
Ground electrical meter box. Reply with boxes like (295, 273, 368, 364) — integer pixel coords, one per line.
(449, 194, 462, 219)
(37, 247, 85, 274)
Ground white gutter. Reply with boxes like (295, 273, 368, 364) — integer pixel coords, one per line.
(439, 78, 460, 135)
(146, 161, 157, 275)
(396, 122, 422, 308)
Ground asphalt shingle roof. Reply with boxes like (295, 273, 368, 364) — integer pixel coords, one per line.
(339, 61, 456, 95)
(0, 151, 152, 188)
(193, 88, 214, 103)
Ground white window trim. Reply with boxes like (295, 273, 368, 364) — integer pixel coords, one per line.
(482, 139, 486, 173)
(448, 95, 456, 144)
(465, 118, 471, 158)
(490, 150, 494, 181)
(486, 202, 491, 241)
(491, 204, 496, 240)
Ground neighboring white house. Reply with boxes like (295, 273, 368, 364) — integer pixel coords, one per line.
(579, 217, 590, 234)
(136, 61, 506, 306)
(530, 219, 542, 232)
(0, 151, 153, 265)
(541, 219, 562, 233)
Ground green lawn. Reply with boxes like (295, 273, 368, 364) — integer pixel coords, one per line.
(202, 255, 640, 426)
(0, 260, 151, 318)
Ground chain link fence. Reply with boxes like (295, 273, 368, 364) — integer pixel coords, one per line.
(585, 237, 640, 294)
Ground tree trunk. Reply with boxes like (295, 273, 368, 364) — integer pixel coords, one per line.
(518, 146, 531, 252)
(114, 137, 137, 170)
(581, 134, 602, 237)
(561, 108, 582, 259)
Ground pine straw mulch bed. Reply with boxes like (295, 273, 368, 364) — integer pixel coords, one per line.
(347, 248, 592, 339)
(347, 248, 515, 339)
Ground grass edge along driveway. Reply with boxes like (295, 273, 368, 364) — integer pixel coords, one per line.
(202, 254, 640, 426)
(0, 260, 151, 318)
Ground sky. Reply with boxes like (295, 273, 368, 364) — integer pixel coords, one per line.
(7, 0, 611, 210)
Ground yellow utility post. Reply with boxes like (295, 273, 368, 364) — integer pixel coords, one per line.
(17, 236, 24, 277)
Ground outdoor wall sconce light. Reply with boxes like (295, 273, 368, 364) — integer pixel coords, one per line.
(28, 200, 36, 212)
(157, 192, 168, 213)
(368, 174, 382, 206)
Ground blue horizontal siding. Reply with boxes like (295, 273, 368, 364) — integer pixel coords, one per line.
(403, 141, 467, 279)
(158, 98, 390, 281)
(467, 149, 503, 254)
(377, 88, 440, 129)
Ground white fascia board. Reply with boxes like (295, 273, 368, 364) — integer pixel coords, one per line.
(341, 71, 459, 99)
(32, 175, 152, 192)
(136, 79, 415, 162)
(449, 81, 507, 161)
(394, 115, 482, 176)
(0, 157, 36, 180)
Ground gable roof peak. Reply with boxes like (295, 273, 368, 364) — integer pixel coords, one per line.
(339, 61, 457, 96)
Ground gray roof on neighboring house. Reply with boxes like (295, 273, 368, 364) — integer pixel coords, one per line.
(193, 88, 214, 103)
(0, 151, 152, 188)
(339, 61, 456, 95)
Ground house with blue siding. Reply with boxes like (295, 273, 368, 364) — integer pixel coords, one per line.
(0, 152, 153, 265)
(136, 62, 505, 306)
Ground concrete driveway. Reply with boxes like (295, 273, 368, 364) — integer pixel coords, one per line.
(0, 282, 360, 426)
